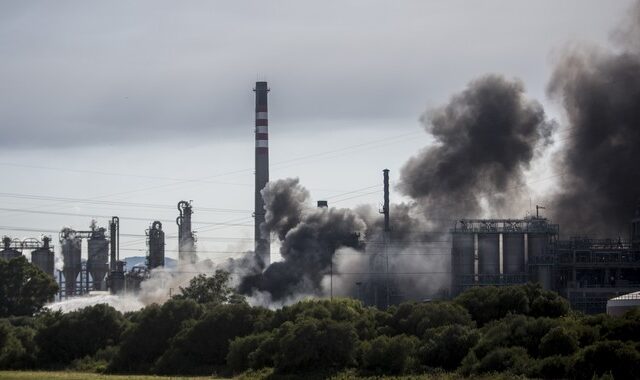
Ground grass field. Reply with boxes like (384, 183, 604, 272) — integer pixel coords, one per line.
(0, 372, 217, 380)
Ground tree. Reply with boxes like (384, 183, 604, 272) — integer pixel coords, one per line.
(154, 304, 273, 375)
(572, 340, 640, 380)
(420, 324, 480, 370)
(0, 257, 58, 317)
(36, 304, 125, 367)
(107, 299, 203, 373)
(360, 334, 420, 374)
(174, 270, 245, 305)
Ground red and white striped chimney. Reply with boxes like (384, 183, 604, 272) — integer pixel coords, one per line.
(254, 81, 270, 266)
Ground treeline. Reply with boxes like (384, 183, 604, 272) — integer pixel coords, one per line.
(0, 261, 639, 378)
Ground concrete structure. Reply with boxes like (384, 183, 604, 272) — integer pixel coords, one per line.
(254, 81, 271, 267)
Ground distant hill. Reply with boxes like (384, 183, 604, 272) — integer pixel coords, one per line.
(122, 256, 177, 271)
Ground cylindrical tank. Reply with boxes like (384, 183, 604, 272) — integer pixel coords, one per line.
(147, 221, 165, 270)
(31, 237, 54, 277)
(503, 233, 525, 274)
(478, 233, 499, 275)
(0, 237, 22, 260)
(451, 233, 475, 295)
(528, 233, 552, 289)
(61, 229, 82, 296)
(87, 227, 109, 290)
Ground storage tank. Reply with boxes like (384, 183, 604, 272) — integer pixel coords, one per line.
(147, 221, 165, 270)
(528, 232, 553, 289)
(31, 236, 54, 277)
(503, 233, 525, 274)
(451, 233, 475, 295)
(87, 225, 109, 290)
(60, 229, 82, 296)
(0, 237, 22, 260)
(478, 233, 500, 281)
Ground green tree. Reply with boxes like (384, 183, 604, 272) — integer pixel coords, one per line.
(154, 304, 273, 375)
(538, 326, 578, 357)
(226, 331, 274, 372)
(36, 304, 125, 367)
(572, 340, 640, 380)
(360, 334, 420, 374)
(420, 324, 480, 370)
(107, 299, 202, 373)
(0, 257, 58, 317)
(174, 270, 245, 305)
(274, 318, 358, 373)
(388, 301, 474, 337)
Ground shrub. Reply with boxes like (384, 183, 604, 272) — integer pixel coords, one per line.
(420, 324, 480, 370)
(539, 326, 578, 357)
(472, 346, 530, 375)
(388, 301, 474, 337)
(572, 340, 640, 380)
(360, 334, 420, 374)
(154, 304, 272, 374)
(227, 332, 274, 372)
(107, 299, 202, 373)
(36, 304, 125, 367)
(274, 318, 358, 373)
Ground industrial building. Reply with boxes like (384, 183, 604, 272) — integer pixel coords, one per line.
(450, 207, 640, 314)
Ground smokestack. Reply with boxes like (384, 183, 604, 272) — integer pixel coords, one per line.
(254, 81, 271, 266)
(382, 169, 390, 232)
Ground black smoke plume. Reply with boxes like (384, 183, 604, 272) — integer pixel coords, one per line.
(399, 75, 555, 225)
(239, 178, 366, 301)
(548, 2, 640, 237)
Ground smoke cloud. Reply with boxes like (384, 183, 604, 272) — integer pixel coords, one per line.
(400, 75, 555, 226)
(547, 1, 640, 237)
(240, 178, 366, 301)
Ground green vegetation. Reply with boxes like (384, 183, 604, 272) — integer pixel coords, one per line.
(0, 267, 638, 379)
(0, 257, 58, 318)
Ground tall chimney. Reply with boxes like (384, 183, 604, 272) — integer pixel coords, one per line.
(383, 169, 390, 232)
(254, 82, 271, 266)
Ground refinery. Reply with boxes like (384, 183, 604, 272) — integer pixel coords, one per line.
(1, 81, 638, 315)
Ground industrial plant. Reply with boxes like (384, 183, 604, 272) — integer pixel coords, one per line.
(1, 81, 639, 315)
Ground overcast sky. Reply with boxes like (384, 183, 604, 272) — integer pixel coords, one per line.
(0, 1, 632, 263)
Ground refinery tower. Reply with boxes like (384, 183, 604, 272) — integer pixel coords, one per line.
(254, 81, 270, 266)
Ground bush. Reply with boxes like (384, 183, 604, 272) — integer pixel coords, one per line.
(360, 334, 420, 374)
(419, 324, 480, 370)
(227, 331, 274, 372)
(107, 299, 202, 373)
(538, 326, 578, 357)
(455, 284, 569, 326)
(471, 346, 530, 375)
(572, 340, 640, 380)
(529, 355, 570, 379)
(36, 304, 125, 367)
(154, 304, 272, 374)
(388, 301, 474, 337)
(274, 318, 358, 373)
(472, 314, 558, 359)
